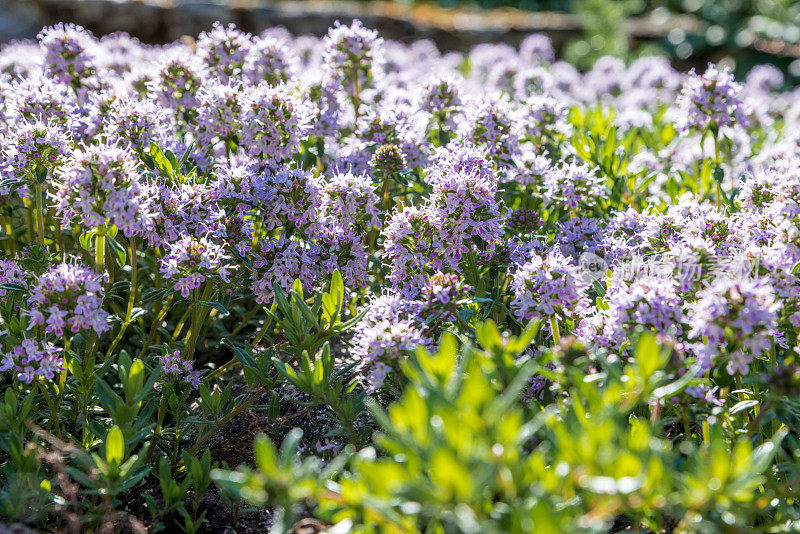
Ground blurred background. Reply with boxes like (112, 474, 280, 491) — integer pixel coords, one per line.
(3, 0, 800, 81)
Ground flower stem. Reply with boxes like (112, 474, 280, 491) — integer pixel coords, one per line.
(2, 214, 16, 254)
(105, 237, 138, 362)
(352, 72, 361, 123)
(182, 283, 214, 360)
(34, 184, 45, 246)
(95, 233, 106, 276)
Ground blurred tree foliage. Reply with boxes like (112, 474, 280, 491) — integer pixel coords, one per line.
(564, 0, 643, 69)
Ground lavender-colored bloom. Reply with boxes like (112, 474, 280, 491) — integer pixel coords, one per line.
(161, 235, 232, 297)
(156, 350, 202, 390)
(244, 34, 296, 86)
(555, 217, 604, 258)
(103, 97, 175, 153)
(745, 64, 784, 95)
(148, 50, 204, 123)
(318, 225, 370, 289)
(250, 236, 321, 304)
(352, 293, 429, 392)
(301, 71, 346, 137)
(513, 65, 554, 99)
(416, 74, 463, 129)
(52, 143, 152, 237)
(506, 209, 542, 236)
(27, 261, 110, 336)
(520, 94, 569, 140)
(519, 33, 555, 64)
(506, 144, 552, 190)
(382, 204, 440, 292)
(589, 275, 684, 351)
(196, 22, 253, 83)
(675, 63, 749, 133)
(37, 23, 104, 101)
(8, 76, 80, 130)
(427, 165, 505, 267)
(370, 144, 406, 177)
(323, 20, 383, 78)
(193, 79, 241, 159)
(0, 119, 71, 190)
(0, 260, 28, 301)
(688, 276, 781, 374)
(239, 82, 311, 168)
(459, 96, 520, 164)
(419, 271, 470, 322)
(510, 247, 590, 322)
(318, 170, 382, 232)
(428, 142, 494, 186)
(143, 181, 223, 247)
(543, 161, 607, 210)
(250, 168, 323, 236)
(1, 339, 63, 383)
(355, 105, 427, 169)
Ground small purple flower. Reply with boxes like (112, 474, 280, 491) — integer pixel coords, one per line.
(510, 247, 591, 322)
(161, 235, 232, 297)
(156, 350, 202, 390)
(0, 339, 63, 383)
(675, 63, 749, 133)
(688, 276, 781, 375)
(27, 261, 110, 337)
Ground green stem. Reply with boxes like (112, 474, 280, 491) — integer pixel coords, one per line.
(352, 72, 361, 123)
(466, 249, 483, 299)
(144, 395, 166, 464)
(328, 402, 359, 447)
(140, 294, 174, 358)
(713, 133, 722, 209)
(95, 234, 106, 276)
(34, 185, 45, 246)
(25, 198, 34, 243)
(105, 237, 138, 362)
(2, 214, 16, 255)
(229, 304, 262, 338)
(251, 303, 277, 347)
(182, 283, 214, 360)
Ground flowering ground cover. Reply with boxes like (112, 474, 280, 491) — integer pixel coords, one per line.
(2, 18, 800, 533)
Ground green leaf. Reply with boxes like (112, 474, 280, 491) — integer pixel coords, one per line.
(321, 270, 344, 325)
(730, 399, 759, 415)
(253, 434, 278, 477)
(107, 237, 127, 267)
(105, 426, 125, 466)
(713, 165, 725, 184)
(634, 332, 662, 380)
(128, 359, 145, 398)
(35, 166, 48, 184)
(79, 230, 96, 252)
(199, 301, 229, 316)
(0, 283, 26, 293)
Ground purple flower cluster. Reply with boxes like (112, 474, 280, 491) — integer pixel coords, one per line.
(52, 143, 150, 237)
(161, 236, 232, 297)
(688, 277, 780, 375)
(510, 248, 590, 322)
(156, 350, 202, 390)
(323, 20, 383, 78)
(0, 338, 63, 383)
(352, 293, 429, 392)
(27, 261, 109, 337)
(675, 63, 750, 133)
(1, 119, 71, 190)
